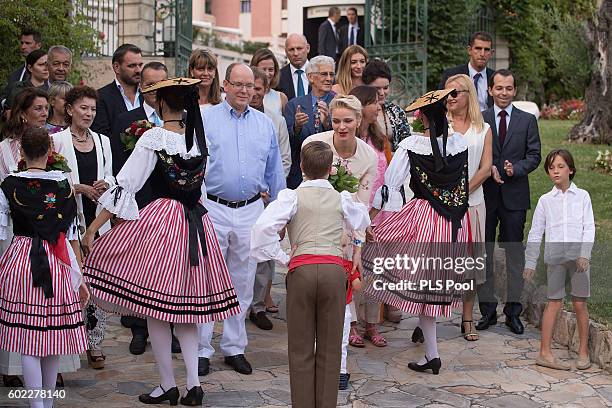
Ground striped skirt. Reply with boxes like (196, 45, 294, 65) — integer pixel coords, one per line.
(363, 199, 471, 317)
(0, 237, 88, 357)
(83, 198, 240, 324)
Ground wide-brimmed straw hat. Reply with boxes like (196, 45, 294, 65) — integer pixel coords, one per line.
(141, 77, 201, 93)
(405, 89, 454, 112)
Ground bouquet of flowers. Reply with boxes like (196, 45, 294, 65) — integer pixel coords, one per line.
(120, 119, 155, 151)
(17, 151, 71, 172)
(411, 109, 426, 133)
(328, 159, 359, 193)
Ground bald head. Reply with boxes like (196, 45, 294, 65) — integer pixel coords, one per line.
(285, 34, 310, 69)
(223, 63, 254, 114)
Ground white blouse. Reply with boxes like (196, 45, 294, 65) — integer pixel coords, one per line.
(0, 171, 82, 291)
(98, 127, 204, 220)
(372, 132, 468, 211)
(250, 179, 371, 266)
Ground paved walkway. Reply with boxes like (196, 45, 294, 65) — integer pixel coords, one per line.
(1, 266, 611, 407)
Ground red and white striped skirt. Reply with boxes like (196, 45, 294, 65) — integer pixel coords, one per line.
(0, 237, 88, 357)
(83, 198, 240, 324)
(364, 199, 471, 318)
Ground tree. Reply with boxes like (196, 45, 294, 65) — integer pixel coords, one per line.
(570, 0, 612, 144)
(0, 0, 97, 86)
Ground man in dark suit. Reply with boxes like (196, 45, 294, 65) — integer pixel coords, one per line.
(318, 6, 341, 60)
(338, 7, 364, 55)
(1, 28, 42, 108)
(284, 55, 336, 189)
(91, 44, 144, 138)
(476, 69, 541, 335)
(277, 34, 311, 101)
(439, 31, 495, 111)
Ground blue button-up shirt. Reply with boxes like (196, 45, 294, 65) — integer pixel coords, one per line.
(203, 100, 285, 202)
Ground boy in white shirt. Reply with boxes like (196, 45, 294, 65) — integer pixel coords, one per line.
(524, 149, 595, 371)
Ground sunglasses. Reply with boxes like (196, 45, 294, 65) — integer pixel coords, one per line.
(449, 89, 469, 98)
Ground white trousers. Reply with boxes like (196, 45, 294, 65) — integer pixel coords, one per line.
(198, 199, 263, 358)
(340, 304, 351, 374)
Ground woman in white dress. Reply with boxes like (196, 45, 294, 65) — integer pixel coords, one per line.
(52, 85, 115, 367)
(445, 74, 493, 341)
(250, 48, 288, 118)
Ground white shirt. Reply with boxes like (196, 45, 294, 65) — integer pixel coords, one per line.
(493, 103, 513, 136)
(290, 61, 309, 98)
(115, 79, 142, 111)
(250, 179, 371, 266)
(143, 102, 162, 125)
(468, 63, 489, 111)
(524, 182, 595, 269)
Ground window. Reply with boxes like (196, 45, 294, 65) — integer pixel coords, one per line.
(205, 0, 212, 14)
(240, 0, 251, 13)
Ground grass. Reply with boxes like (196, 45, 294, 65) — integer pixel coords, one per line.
(525, 120, 612, 326)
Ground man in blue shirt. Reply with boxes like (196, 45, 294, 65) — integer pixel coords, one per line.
(197, 63, 285, 376)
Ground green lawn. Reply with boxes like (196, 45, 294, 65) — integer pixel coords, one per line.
(526, 120, 612, 326)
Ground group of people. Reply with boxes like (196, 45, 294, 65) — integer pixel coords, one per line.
(0, 19, 595, 408)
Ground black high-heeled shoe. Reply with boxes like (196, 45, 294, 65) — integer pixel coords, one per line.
(411, 326, 425, 343)
(408, 356, 442, 375)
(138, 385, 179, 405)
(180, 386, 204, 406)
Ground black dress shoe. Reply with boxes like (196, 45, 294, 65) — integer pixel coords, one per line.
(338, 373, 350, 390)
(129, 334, 148, 355)
(224, 354, 252, 375)
(179, 385, 204, 406)
(505, 315, 524, 334)
(171, 334, 181, 354)
(250, 311, 273, 330)
(408, 356, 442, 375)
(138, 385, 179, 405)
(475, 313, 498, 330)
(411, 326, 424, 343)
(198, 357, 210, 376)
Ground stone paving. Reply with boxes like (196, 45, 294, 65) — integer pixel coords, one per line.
(1, 265, 611, 407)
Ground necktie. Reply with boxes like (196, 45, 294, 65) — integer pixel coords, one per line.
(296, 69, 305, 97)
(313, 98, 321, 133)
(498, 110, 507, 147)
(350, 27, 355, 45)
(473, 72, 481, 93)
(151, 111, 162, 126)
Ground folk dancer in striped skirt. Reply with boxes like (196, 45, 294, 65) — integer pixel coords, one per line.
(81, 78, 240, 406)
(364, 89, 473, 375)
(0, 127, 89, 408)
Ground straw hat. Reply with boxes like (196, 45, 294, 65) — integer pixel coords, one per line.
(405, 88, 454, 112)
(141, 77, 201, 93)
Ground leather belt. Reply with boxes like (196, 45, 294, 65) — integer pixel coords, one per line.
(207, 193, 261, 209)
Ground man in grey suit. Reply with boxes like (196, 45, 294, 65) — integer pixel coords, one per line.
(318, 7, 341, 61)
(477, 69, 541, 335)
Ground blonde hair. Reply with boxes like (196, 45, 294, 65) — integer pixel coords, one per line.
(445, 74, 483, 132)
(188, 49, 222, 105)
(336, 45, 368, 94)
(329, 94, 362, 119)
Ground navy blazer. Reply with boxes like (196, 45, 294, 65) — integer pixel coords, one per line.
(284, 92, 335, 188)
(91, 81, 144, 137)
(439, 63, 495, 109)
(277, 64, 311, 101)
(338, 24, 365, 55)
(318, 20, 339, 59)
(482, 105, 541, 211)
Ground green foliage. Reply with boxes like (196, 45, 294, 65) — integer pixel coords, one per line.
(0, 0, 98, 87)
(194, 29, 268, 55)
(425, 0, 481, 90)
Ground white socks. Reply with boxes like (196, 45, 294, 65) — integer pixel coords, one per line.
(147, 318, 177, 397)
(146, 318, 201, 396)
(417, 315, 439, 365)
(21, 354, 59, 408)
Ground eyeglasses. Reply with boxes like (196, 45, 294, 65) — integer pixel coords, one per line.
(449, 89, 469, 98)
(227, 81, 255, 90)
(313, 72, 335, 78)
